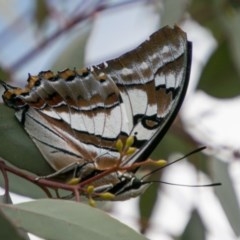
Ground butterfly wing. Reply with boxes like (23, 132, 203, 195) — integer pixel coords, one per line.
(93, 25, 191, 165)
(3, 69, 124, 171)
(1, 25, 191, 172)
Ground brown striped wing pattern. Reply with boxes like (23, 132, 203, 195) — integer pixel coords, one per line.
(1, 26, 191, 175)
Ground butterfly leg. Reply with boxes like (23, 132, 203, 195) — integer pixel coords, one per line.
(35, 162, 95, 181)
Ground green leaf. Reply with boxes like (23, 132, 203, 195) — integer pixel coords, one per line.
(220, 9, 240, 77)
(151, 129, 190, 160)
(34, 0, 49, 30)
(211, 158, 240, 237)
(160, 0, 189, 26)
(198, 41, 240, 98)
(51, 25, 92, 71)
(0, 103, 53, 176)
(1, 199, 147, 240)
(0, 103, 55, 198)
(151, 127, 207, 171)
(0, 67, 11, 84)
(180, 209, 206, 240)
(138, 182, 159, 234)
(0, 209, 27, 240)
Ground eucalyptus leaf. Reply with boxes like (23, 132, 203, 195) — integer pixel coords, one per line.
(0, 103, 53, 176)
(0, 103, 55, 198)
(180, 209, 206, 240)
(198, 41, 240, 98)
(221, 9, 240, 77)
(0, 67, 11, 84)
(151, 129, 190, 160)
(138, 182, 159, 234)
(1, 199, 147, 240)
(160, 0, 189, 27)
(211, 158, 240, 237)
(0, 209, 28, 240)
(34, 0, 49, 30)
(51, 24, 92, 71)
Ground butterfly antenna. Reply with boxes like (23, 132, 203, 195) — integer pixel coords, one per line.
(141, 146, 206, 180)
(0, 80, 15, 91)
(145, 180, 221, 187)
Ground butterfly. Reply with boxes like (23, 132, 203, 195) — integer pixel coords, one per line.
(1, 25, 192, 201)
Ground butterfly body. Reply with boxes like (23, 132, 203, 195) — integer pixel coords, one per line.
(1, 25, 192, 200)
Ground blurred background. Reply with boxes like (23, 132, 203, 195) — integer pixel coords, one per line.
(0, 1, 240, 240)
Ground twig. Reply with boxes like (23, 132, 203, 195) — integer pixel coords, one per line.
(10, 0, 148, 72)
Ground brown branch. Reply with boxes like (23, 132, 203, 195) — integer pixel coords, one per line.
(0, 159, 80, 197)
(0, 158, 119, 201)
(10, 0, 148, 72)
(0, 161, 10, 199)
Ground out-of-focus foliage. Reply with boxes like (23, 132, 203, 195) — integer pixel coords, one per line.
(34, 0, 49, 30)
(189, 0, 240, 98)
(0, 1, 239, 240)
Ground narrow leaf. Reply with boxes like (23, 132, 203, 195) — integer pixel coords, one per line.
(1, 199, 147, 240)
(0, 209, 27, 240)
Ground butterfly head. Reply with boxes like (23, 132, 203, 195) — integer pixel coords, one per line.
(0, 80, 27, 109)
(88, 172, 151, 201)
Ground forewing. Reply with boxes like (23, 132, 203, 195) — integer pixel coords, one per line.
(3, 70, 123, 171)
(1, 25, 191, 171)
(93, 25, 191, 165)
